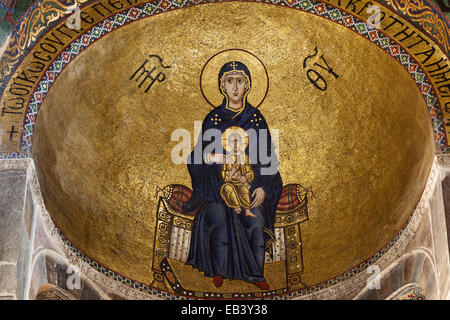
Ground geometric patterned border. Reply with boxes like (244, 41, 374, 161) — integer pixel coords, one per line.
(0, 0, 447, 298)
(8, 0, 448, 158)
(54, 190, 417, 300)
(51, 159, 424, 299)
(1, 0, 447, 95)
(48, 156, 441, 299)
(3, 148, 440, 300)
(0, 0, 91, 93)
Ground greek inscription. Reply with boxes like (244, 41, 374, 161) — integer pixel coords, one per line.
(130, 54, 171, 94)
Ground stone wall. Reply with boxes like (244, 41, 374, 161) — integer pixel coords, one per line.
(354, 155, 450, 300)
(0, 157, 449, 300)
(442, 169, 450, 256)
(0, 168, 32, 300)
(0, 159, 109, 300)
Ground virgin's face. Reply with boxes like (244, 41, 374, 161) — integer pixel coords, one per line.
(223, 74, 247, 105)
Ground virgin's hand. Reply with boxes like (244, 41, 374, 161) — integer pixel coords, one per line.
(210, 153, 227, 164)
(251, 187, 265, 208)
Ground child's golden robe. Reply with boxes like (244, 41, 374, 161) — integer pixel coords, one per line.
(220, 154, 255, 209)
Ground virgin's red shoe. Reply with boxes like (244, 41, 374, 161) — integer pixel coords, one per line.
(212, 275, 223, 288)
(255, 281, 270, 290)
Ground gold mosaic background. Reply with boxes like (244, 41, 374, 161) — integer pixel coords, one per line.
(32, 3, 435, 289)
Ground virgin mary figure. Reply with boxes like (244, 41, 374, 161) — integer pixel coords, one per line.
(183, 61, 282, 290)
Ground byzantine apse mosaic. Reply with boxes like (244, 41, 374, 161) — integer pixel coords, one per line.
(0, 0, 448, 299)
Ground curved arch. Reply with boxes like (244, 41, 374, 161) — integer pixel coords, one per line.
(354, 248, 439, 300)
(0, 0, 447, 300)
(28, 248, 109, 300)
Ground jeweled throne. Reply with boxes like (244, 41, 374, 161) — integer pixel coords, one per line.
(151, 183, 310, 298)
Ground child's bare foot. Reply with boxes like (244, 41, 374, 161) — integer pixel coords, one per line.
(234, 208, 242, 214)
(245, 209, 257, 218)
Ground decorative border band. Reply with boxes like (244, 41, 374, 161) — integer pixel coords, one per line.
(382, 0, 449, 55)
(0, 0, 448, 96)
(0, 0, 446, 157)
(0, 0, 442, 298)
(41, 156, 441, 299)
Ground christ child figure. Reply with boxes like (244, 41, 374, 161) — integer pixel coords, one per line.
(220, 131, 257, 218)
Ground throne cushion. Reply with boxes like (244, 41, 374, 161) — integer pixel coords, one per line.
(276, 183, 307, 212)
(165, 184, 198, 216)
(164, 183, 307, 216)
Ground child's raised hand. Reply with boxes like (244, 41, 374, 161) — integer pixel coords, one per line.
(210, 153, 227, 163)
